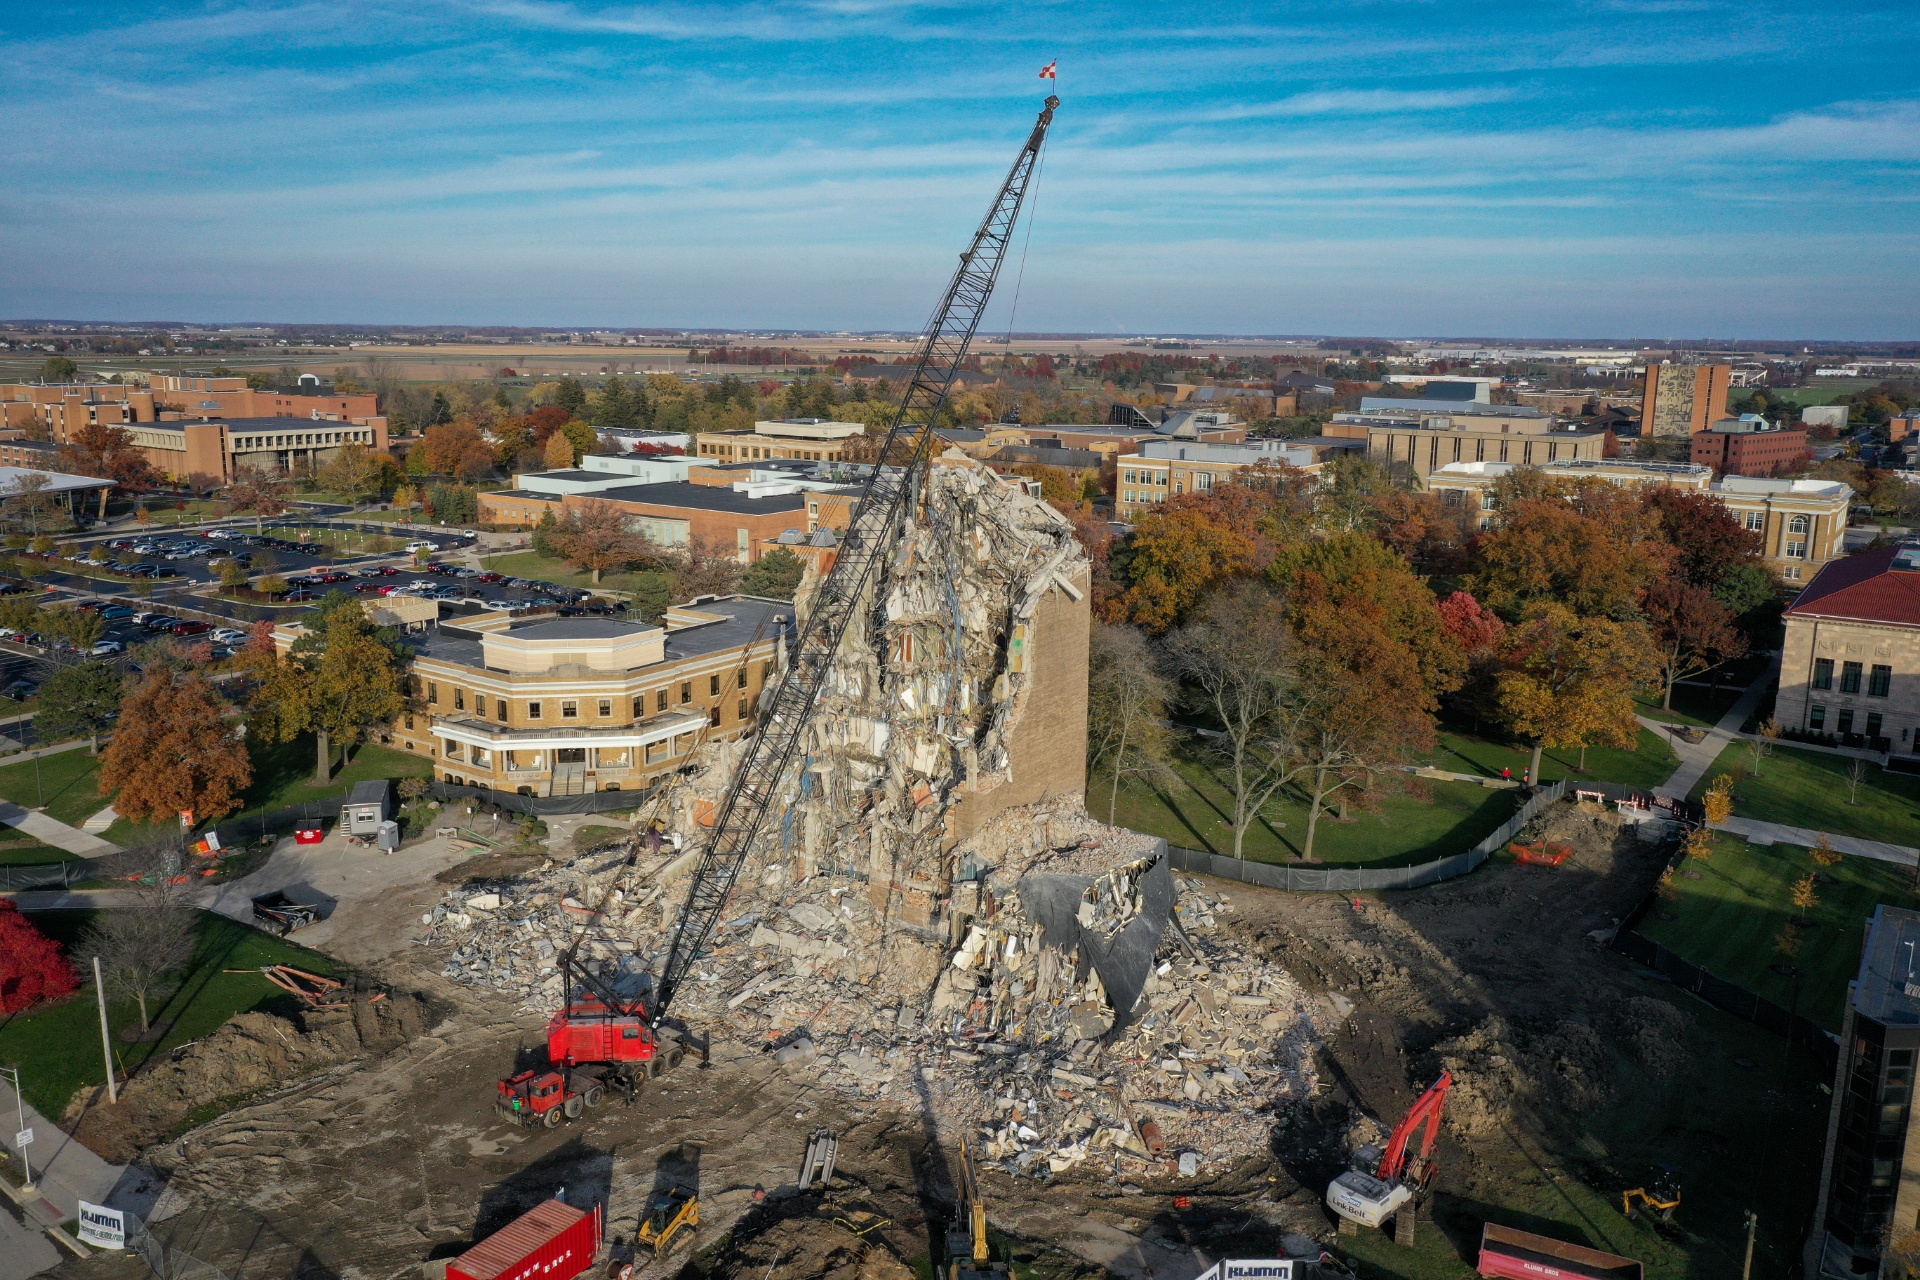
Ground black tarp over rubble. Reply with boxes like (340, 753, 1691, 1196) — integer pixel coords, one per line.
(1016, 849, 1175, 1031)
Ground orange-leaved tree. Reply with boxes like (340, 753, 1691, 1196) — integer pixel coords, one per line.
(1641, 577, 1747, 710)
(1272, 535, 1467, 858)
(1494, 602, 1661, 782)
(1468, 495, 1671, 621)
(99, 667, 252, 824)
(1110, 481, 1299, 633)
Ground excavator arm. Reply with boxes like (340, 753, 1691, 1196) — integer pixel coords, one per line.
(649, 94, 1061, 1023)
(1378, 1070, 1452, 1182)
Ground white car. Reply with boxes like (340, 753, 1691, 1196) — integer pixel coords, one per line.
(211, 627, 247, 644)
(405, 541, 438, 554)
(90, 640, 123, 657)
(206, 529, 235, 540)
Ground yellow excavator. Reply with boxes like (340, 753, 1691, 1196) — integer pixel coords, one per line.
(637, 1186, 698, 1259)
(1621, 1173, 1681, 1222)
(946, 1137, 1008, 1280)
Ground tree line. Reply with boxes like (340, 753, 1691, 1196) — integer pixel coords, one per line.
(1084, 459, 1775, 859)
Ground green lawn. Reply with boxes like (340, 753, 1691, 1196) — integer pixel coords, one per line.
(1105, 750, 1524, 867)
(226, 736, 433, 821)
(0, 910, 340, 1119)
(0, 831, 80, 865)
(0, 737, 432, 841)
(1635, 681, 1744, 729)
(1339, 991, 1829, 1280)
(480, 550, 608, 592)
(1639, 831, 1912, 1031)
(1429, 726, 1680, 792)
(1689, 740, 1920, 848)
(0, 749, 112, 827)
(1105, 726, 1677, 868)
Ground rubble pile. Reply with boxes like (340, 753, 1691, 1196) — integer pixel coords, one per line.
(420, 456, 1325, 1179)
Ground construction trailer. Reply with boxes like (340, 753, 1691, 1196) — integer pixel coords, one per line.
(340, 780, 390, 839)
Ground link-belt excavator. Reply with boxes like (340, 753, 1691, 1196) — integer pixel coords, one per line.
(494, 93, 1061, 1127)
(1326, 1070, 1452, 1245)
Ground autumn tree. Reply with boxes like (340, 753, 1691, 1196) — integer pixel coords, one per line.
(1109, 483, 1289, 633)
(1162, 583, 1308, 859)
(1811, 833, 1842, 867)
(2, 473, 65, 536)
(544, 430, 577, 470)
(0, 900, 78, 1013)
(1791, 873, 1820, 915)
(1494, 602, 1661, 782)
(1702, 773, 1735, 824)
(1370, 490, 1474, 579)
(418, 420, 497, 480)
(675, 534, 745, 600)
(58, 422, 160, 492)
(317, 443, 403, 502)
(99, 667, 252, 824)
(81, 877, 196, 1032)
(1468, 497, 1670, 621)
(1087, 623, 1172, 825)
(35, 661, 124, 753)
(224, 466, 291, 516)
(1642, 578, 1747, 710)
(549, 499, 653, 584)
(249, 604, 407, 783)
(1638, 487, 1761, 588)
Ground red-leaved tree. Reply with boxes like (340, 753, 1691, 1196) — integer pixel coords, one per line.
(0, 900, 79, 1012)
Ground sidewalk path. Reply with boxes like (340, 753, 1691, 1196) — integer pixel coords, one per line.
(0, 1075, 124, 1227)
(1710, 815, 1920, 867)
(1647, 657, 1779, 801)
(0, 802, 117, 858)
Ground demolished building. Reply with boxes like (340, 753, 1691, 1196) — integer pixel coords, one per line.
(424, 451, 1325, 1177)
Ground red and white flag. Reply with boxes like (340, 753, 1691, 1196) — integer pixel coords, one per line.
(1038, 60, 1057, 79)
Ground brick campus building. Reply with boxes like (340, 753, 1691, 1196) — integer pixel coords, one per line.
(1690, 415, 1809, 478)
(0, 375, 387, 485)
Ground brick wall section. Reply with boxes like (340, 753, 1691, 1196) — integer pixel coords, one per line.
(1691, 427, 1808, 476)
(943, 559, 1091, 848)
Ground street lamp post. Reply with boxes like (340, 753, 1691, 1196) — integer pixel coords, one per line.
(1, 1066, 33, 1193)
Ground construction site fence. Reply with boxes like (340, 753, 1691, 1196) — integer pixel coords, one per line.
(1163, 780, 1567, 892)
(426, 779, 650, 816)
(1608, 826, 1839, 1069)
(0, 858, 98, 891)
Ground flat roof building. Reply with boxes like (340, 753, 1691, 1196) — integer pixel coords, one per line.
(1425, 458, 1850, 579)
(694, 418, 868, 464)
(1642, 363, 1732, 438)
(1117, 438, 1318, 518)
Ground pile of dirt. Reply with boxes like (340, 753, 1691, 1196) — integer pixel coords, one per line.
(694, 1212, 916, 1280)
(64, 986, 441, 1161)
(1614, 994, 1692, 1078)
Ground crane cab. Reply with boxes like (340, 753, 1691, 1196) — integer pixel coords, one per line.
(547, 993, 657, 1067)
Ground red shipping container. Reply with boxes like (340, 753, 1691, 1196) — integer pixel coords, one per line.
(1477, 1223, 1641, 1280)
(449, 1201, 602, 1280)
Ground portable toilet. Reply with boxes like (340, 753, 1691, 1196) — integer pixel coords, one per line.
(340, 780, 390, 837)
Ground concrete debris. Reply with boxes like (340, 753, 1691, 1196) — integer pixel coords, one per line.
(415, 457, 1323, 1181)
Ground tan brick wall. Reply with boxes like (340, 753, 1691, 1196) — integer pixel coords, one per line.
(1778, 614, 1920, 749)
(943, 561, 1090, 847)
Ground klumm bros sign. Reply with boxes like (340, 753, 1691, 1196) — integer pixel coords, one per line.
(77, 1201, 126, 1250)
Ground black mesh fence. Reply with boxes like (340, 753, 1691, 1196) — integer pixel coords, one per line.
(1164, 781, 1567, 892)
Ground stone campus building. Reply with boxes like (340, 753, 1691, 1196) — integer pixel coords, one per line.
(1777, 544, 1920, 756)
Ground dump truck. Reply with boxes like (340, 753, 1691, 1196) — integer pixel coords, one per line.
(251, 889, 322, 936)
(445, 1199, 602, 1280)
(1475, 1223, 1643, 1280)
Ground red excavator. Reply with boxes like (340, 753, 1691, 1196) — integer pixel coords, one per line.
(490, 92, 1063, 1131)
(1326, 1070, 1453, 1245)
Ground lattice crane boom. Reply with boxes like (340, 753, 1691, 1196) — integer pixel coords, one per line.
(650, 94, 1061, 1021)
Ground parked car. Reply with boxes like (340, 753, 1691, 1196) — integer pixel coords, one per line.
(477, 572, 504, 583)
(405, 541, 439, 554)
(90, 640, 124, 657)
(98, 606, 134, 620)
(283, 588, 316, 602)
(2, 681, 37, 701)
(354, 582, 385, 593)
(173, 621, 211, 636)
(144, 616, 180, 632)
(151, 567, 182, 579)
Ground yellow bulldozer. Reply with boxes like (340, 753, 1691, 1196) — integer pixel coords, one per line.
(637, 1186, 698, 1259)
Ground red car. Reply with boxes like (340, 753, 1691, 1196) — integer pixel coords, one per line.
(354, 582, 385, 593)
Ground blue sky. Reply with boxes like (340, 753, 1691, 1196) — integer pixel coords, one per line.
(3, 1, 1918, 338)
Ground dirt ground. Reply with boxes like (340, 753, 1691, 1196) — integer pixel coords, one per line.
(43, 801, 1829, 1280)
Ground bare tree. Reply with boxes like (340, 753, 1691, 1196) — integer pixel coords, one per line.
(1162, 582, 1306, 860)
(82, 864, 197, 1032)
(2, 473, 63, 537)
(1087, 622, 1173, 825)
(1848, 755, 1870, 806)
